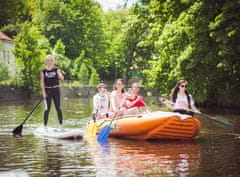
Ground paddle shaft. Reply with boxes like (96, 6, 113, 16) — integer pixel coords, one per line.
(21, 99, 42, 125)
(159, 97, 234, 126)
(159, 97, 198, 113)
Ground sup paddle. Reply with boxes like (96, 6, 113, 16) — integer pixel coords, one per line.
(12, 99, 42, 136)
(159, 97, 235, 127)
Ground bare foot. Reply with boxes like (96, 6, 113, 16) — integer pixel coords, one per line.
(44, 126, 48, 132)
(59, 124, 64, 131)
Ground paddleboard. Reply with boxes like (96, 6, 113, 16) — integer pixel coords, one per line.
(34, 126, 83, 140)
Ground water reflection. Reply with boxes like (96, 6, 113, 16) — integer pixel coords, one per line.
(38, 138, 95, 177)
(86, 138, 200, 177)
(43, 140, 63, 177)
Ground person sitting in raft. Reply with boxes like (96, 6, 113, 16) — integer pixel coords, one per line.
(124, 82, 148, 115)
(159, 80, 200, 116)
(92, 82, 110, 120)
(110, 78, 127, 117)
(40, 55, 64, 131)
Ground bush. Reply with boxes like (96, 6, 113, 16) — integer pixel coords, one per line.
(89, 67, 100, 87)
(77, 63, 89, 86)
(0, 61, 9, 82)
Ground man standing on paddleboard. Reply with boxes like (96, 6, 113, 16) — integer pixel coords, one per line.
(40, 55, 64, 131)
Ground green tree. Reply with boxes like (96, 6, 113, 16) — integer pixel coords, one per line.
(89, 67, 100, 87)
(78, 63, 89, 86)
(52, 39, 71, 79)
(0, 0, 32, 36)
(139, 0, 240, 105)
(0, 61, 9, 82)
(34, 0, 108, 77)
(13, 23, 49, 93)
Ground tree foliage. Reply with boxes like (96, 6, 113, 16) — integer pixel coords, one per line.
(0, 61, 9, 82)
(89, 67, 100, 87)
(78, 63, 89, 86)
(140, 0, 240, 104)
(13, 23, 49, 93)
(34, 0, 108, 77)
(3, 0, 240, 105)
(52, 39, 71, 79)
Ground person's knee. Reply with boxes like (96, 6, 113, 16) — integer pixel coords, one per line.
(56, 107, 62, 112)
(44, 109, 50, 114)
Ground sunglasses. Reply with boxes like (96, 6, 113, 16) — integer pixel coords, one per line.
(180, 84, 187, 88)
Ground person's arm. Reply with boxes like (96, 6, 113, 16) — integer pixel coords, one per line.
(126, 96, 143, 108)
(93, 95, 98, 113)
(40, 71, 46, 98)
(190, 95, 201, 113)
(159, 97, 174, 109)
(110, 92, 118, 111)
(57, 69, 64, 80)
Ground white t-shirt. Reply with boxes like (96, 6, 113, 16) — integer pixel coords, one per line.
(173, 94, 194, 110)
(93, 93, 110, 114)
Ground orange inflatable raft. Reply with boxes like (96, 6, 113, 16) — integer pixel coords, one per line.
(96, 111, 201, 140)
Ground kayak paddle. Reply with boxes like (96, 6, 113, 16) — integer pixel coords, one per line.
(97, 112, 118, 143)
(12, 99, 42, 136)
(194, 112, 235, 127)
(97, 118, 114, 143)
(159, 97, 235, 127)
(87, 112, 97, 137)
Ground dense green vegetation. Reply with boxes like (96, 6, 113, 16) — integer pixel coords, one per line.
(1, 0, 240, 105)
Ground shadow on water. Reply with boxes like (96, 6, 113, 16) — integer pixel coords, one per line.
(0, 98, 240, 177)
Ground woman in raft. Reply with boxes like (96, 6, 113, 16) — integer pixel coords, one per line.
(110, 78, 127, 117)
(159, 80, 200, 116)
(40, 55, 64, 131)
(92, 82, 110, 120)
(124, 82, 148, 115)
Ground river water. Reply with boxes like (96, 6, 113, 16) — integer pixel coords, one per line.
(0, 98, 240, 177)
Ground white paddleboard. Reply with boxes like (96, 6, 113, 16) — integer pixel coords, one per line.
(34, 126, 83, 140)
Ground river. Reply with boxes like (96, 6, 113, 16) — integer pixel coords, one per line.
(0, 98, 239, 177)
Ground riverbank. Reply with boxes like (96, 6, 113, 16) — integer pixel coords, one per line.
(0, 85, 239, 108)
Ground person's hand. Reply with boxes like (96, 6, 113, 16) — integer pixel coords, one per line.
(43, 92, 47, 99)
(137, 96, 143, 101)
(195, 110, 201, 114)
(159, 97, 166, 103)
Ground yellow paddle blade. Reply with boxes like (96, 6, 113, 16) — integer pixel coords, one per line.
(87, 122, 97, 137)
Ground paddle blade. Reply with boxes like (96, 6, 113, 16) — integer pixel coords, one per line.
(12, 124, 23, 137)
(97, 125, 111, 142)
(87, 122, 97, 137)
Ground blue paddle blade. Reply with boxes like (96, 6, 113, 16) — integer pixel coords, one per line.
(97, 125, 111, 142)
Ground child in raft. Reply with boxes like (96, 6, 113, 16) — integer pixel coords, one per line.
(109, 78, 128, 117)
(92, 82, 110, 120)
(124, 82, 148, 115)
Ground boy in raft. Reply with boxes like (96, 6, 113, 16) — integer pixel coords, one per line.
(92, 82, 110, 120)
(124, 82, 148, 115)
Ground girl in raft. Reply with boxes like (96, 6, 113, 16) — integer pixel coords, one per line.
(110, 78, 127, 117)
(92, 82, 110, 120)
(40, 55, 64, 131)
(160, 80, 200, 116)
(124, 82, 148, 115)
